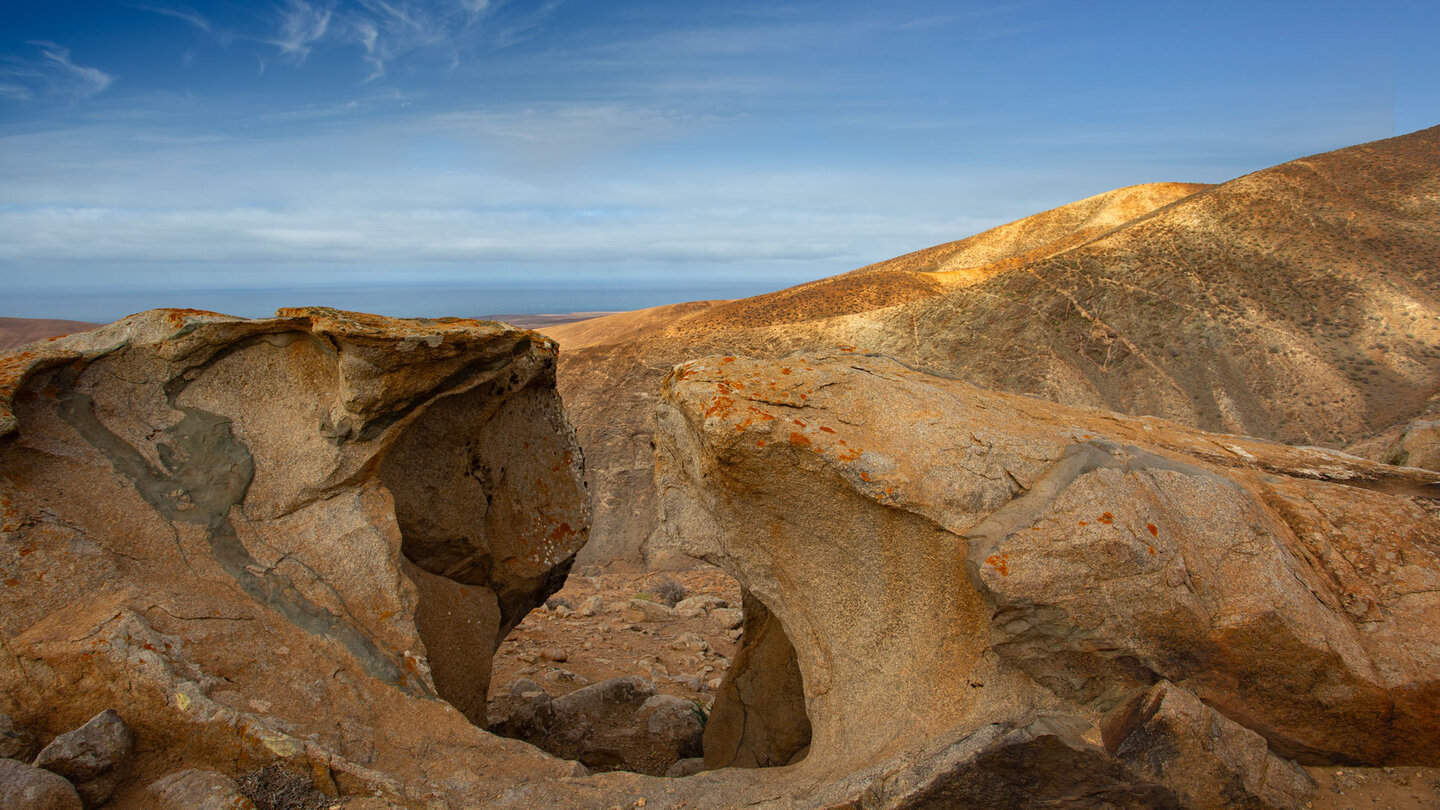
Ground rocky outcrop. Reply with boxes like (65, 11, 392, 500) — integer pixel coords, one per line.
(32, 709, 134, 807)
(648, 351, 1440, 806)
(553, 125, 1440, 569)
(0, 714, 39, 761)
(148, 768, 256, 810)
(0, 308, 589, 805)
(488, 676, 703, 776)
(0, 757, 83, 810)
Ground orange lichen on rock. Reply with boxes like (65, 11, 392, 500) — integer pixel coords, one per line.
(986, 554, 1010, 576)
(704, 396, 735, 418)
(1098, 512, 1114, 525)
(789, 432, 811, 448)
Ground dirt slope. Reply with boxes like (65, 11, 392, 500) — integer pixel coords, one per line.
(0, 317, 98, 350)
(559, 126, 1440, 568)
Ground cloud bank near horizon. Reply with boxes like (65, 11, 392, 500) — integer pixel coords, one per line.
(0, 0, 1435, 319)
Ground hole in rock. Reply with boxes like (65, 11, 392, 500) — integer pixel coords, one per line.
(372, 366, 812, 777)
(484, 567, 810, 777)
(378, 371, 580, 729)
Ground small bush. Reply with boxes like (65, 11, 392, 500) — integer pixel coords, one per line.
(237, 764, 333, 810)
(651, 577, 688, 608)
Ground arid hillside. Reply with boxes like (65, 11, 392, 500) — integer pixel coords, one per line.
(551, 125, 1440, 569)
(0, 317, 98, 351)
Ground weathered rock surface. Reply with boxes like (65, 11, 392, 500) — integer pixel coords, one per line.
(0, 308, 589, 806)
(703, 593, 810, 770)
(0, 714, 39, 761)
(550, 125, 1440, 569)
(1108, 681, 1314, 810)
(1384, 419, 1440, 471)
(622, 598, 679, 623)
(645, 351, 1440, 805)
(148, 768, 256, 810)
(0, 757, 83, 810)
(33, 709, 134, 807)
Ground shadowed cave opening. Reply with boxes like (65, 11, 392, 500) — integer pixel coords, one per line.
(371, 360, 812, 776)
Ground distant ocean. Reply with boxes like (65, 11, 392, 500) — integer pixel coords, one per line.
(0, 282, 782, 323)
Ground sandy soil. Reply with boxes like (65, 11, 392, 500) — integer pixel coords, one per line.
(1305, 765, 1440, 809)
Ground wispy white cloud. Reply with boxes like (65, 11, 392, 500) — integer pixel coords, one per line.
(0, 42, 117, 102)
(270, 0, 334, 63)
(134, 2, 240, 48)
(134, 3, 215, 34)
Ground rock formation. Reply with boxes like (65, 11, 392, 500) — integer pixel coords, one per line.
(646, 351, 1440, 807)
(551, 125, 1440, 569)
(0, 308, 589, 805)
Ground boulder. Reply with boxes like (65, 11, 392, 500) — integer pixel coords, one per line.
(707, 608, 742, 631)
(577, 595, 605, 617)
(0, 309, 589, 806)
(1108, 681, 1314, 810)
(0, 714, 38, 761)
(33, 709, 133, 807)
(147, 768, 256, 810)
(0, 758, 82, 810)
(622, 599, 679, 623)
(635, 695, 704, 768)
(648, 351, 1440, 803)
(664, 757, 706, 778)
(490, 675, 707, 776)
(673, 594, 727, 618)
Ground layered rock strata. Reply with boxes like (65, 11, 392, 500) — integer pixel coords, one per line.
(0, 308, 589, 805)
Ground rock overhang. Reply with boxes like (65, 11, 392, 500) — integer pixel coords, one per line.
(0, 307, 591, 804)
(652, 348, 1440, 803)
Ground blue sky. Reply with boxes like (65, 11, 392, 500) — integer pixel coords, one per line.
(1, 1, 1435, 321)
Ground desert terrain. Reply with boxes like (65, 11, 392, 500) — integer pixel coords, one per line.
(0, 317, 98, 351)
(1, 127, 1439, 809)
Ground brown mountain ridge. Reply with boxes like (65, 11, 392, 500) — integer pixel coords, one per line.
(549, 125, 1440, 568)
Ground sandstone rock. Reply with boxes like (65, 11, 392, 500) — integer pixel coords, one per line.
(542, 668, 586, 685)
(0, 309, 589, 806)
(550, 676, 656, 723)
(622, 599, 678, 623)
(673, 594, 727, 618)
(671, 631, 708, 652)
(649, 350, 1440, 803)
(1108, 681, 1314, 809)
(507, 678, 547, 697)
(708, 608, 742, 631)
(487, 688, 556, 741)
(491, 675, 709, 776)
(0, 758, 82, 810)
(0, 714, 38, 762)
(664, 757, 706, 778)
(577, 595, 605, 617)
(703, 593, 811, 770)
(33, 709, 133, 807)
(636, 695, 704, 767)
(148, 768, 256, 810)
(532, 676, 659, 773)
